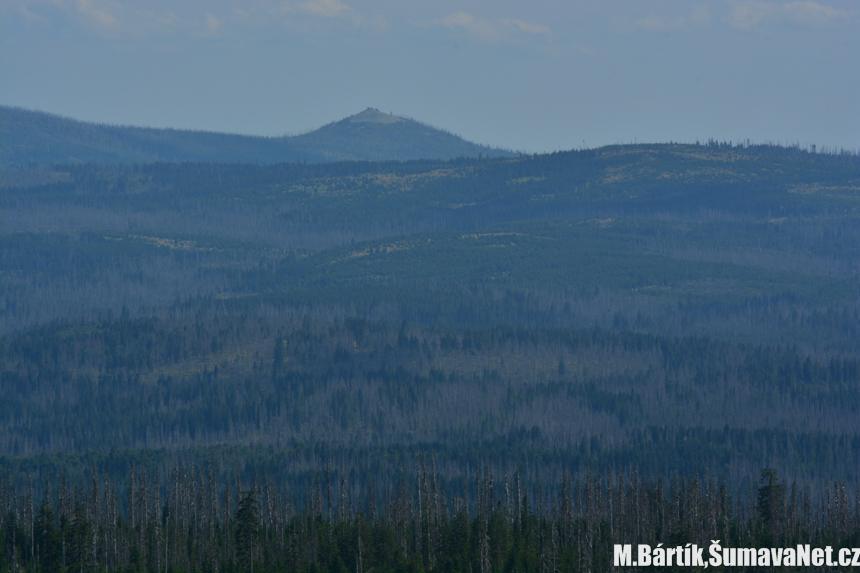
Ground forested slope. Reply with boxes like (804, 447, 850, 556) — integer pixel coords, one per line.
(1, 142, 859, 519)
(0, 106, 514, 167)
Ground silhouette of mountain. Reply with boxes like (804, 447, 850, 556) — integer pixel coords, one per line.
(291, 108, 514, 161)
(0, 106, 515, 166)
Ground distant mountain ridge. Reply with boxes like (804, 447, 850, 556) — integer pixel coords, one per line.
(0, 106, 515, 167)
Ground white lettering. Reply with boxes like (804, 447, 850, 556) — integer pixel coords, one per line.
(738, 547, 756, 566)
(723, 547, 736, 566)
(770, 547, 783, 566)
(709, 540, 723, 567)
(613, 544, 632, 567)
(784, 547, 796, 567)
(812, 548, 824, 567)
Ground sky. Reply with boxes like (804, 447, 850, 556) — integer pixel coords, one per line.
(1, 0, 858, 153)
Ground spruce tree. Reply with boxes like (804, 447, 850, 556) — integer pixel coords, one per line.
(234, 490, 260, 573)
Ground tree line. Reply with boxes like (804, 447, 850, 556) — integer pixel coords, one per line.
(2, 461, 859, 572)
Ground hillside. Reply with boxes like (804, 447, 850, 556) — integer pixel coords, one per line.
(0, 105, 514, 166)
(2, 142, 860, 488)
(292, 107, 513, 161)
(3, 139, 860, 572)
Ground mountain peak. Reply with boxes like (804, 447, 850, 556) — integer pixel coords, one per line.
(347, 108, 405, 125)
(0, 104, 515, 166)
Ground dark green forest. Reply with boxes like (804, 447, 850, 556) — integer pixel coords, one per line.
(3, 463, 860, 573)
(1, 139, 860, 570)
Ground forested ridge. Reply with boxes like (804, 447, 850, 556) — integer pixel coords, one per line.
(1, 141, 859, 570)
(0, 106, 514, 167)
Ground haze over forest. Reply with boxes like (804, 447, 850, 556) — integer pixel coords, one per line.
(2, 100, 860, 572)
(4, 109, 858, 463)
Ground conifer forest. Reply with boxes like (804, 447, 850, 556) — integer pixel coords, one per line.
(2, 138, 860, 570)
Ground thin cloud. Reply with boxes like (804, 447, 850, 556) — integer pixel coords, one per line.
(5, 0, 240, 38)
(279, 0, 376, 28)
(727, 0, 852, 29)
(727, 0, 778, 29)
(437, 12, 504, 43)
(75, 0, 119, 29)
(633, 6, 711, 32)
(295, 0, 352, 19)
(156, 11, 182, 29)
(4, 1, 424, 38)
(783, 1, 852, 24)
(201, 12, 221, 35)
(435, 12, 555, 43)
(501, 18, 552, 36)
(15, 3, 53, 27)
(129, 7, 223, 38)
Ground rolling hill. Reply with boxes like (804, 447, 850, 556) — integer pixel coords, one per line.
(0, 105, 515, 167)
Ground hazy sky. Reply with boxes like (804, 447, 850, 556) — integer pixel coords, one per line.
(1, 0, 858, 153)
